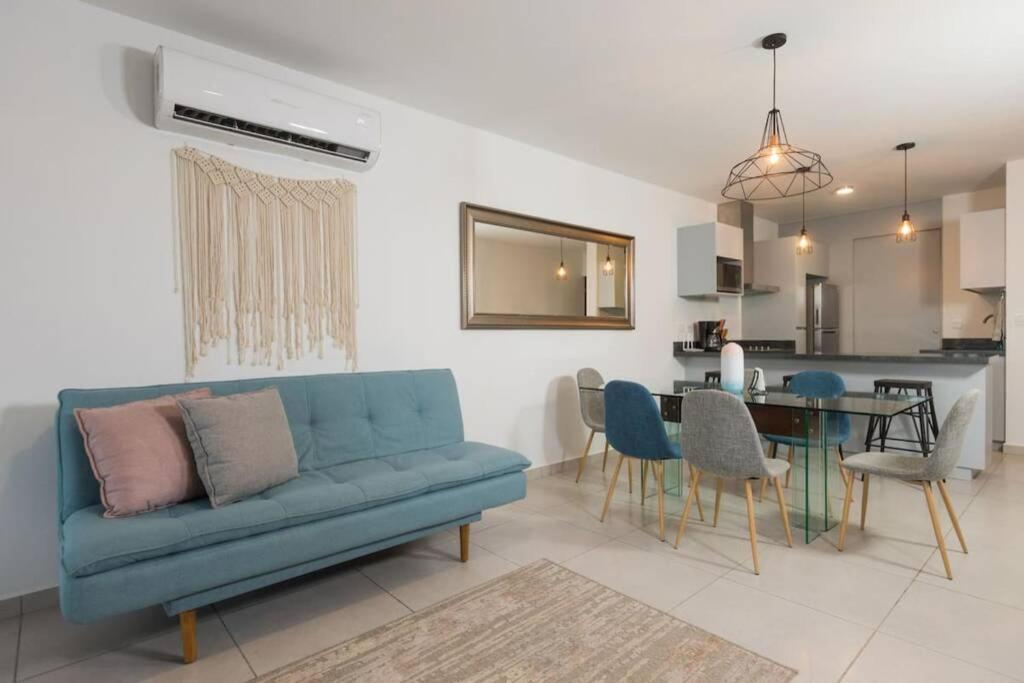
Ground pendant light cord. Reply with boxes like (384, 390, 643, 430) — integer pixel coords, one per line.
(801, 171, 806, 224)
(903, 148, 909, 213)
(772, 48, 777, 111)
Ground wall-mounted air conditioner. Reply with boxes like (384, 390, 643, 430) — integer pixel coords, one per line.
(154, 46, 381, 171)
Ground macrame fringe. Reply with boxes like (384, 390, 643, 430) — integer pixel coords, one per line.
(173, 146, 357, 378)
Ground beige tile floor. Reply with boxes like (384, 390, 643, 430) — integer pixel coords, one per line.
(2, 450, 1021, 682)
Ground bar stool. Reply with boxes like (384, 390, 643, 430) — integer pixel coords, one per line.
(864, 379, 940, 456)
(705, 371, 721, 385)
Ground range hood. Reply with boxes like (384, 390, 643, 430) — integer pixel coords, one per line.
(717, 200, 780, 295)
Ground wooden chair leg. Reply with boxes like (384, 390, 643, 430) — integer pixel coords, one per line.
(835, 446, 850, 488)
(459, 524, 470, 562)
(785, 445, 794, 488)
(689, 464, 706, 522)
(743, 480, 760, 574)
(575, 429, 595, 483)
(602, 440, 609, 472)
(922, 481, 953, 579)
(937, 480, 968, 554)
(600, 454, 625, 522)
(713, 477, 723, 527)
(860, 474, 870, 530)
(773, 476, 794, 547)
(627, 457, 633, 494)
(640, 460, 647, 505)
(758, 477, 768, 503)
(674, 468, 702, 547)
(180, 610, 197, 664)
(656, 462, 666, 541)
(837, 468, 855, 551)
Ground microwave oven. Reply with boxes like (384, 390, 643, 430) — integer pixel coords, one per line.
(716, 257, 742, 294)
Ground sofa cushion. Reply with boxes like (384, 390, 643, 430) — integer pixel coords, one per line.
(73, 388, 210, 518)
(179, 387, 299, 507)
(62, 441, 529, 577)
(57, 370, 466, 521)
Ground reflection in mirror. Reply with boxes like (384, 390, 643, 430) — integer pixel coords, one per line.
(461, 203, 634, 329)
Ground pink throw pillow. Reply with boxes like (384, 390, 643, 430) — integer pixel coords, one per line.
(74, 389, 211, 517)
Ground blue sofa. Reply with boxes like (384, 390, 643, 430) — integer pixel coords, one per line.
(56, 369, 529, 662)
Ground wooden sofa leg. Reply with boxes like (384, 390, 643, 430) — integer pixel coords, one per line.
(460, 524, 470, 562)
(180, 610, 198, 664)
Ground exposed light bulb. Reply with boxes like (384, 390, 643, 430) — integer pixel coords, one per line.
(796, 226, 813, 255)
(834, 185, 854, 196)
(896, 212, 916, 242)
(556, 262, 568, 281)
(764, 133, 782, 166)
(602, 255, 615, 276)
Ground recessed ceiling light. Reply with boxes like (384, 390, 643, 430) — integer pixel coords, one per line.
(834, 185, 854, 196)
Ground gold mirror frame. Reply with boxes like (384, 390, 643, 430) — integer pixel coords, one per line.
(460, 203, 635, 330)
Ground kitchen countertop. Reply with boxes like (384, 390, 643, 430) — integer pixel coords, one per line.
(673, 345, 997, 366)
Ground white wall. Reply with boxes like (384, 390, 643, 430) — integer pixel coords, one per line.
(753, 215, 779, 242)
(941, 187, 1005, 337)
(0, 0, 720, 599)
(779, 200, 942, 353)
(1006, 160, 1024, 451)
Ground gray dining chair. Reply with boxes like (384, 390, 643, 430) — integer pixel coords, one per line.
(674, 390, 793, 574)
(837, 389, 979, 580)
(575, 368, 632, 491)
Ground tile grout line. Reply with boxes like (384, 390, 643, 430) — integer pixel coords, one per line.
(878, 629, 1024, 682)
(357, 569, 415, 614)
(11, 613, 21, 683)
(214, 604, 258, 681)
(838, 475, 992, 682)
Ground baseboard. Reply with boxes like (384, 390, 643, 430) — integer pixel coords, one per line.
(525, 452, 605, 481)
(0, 586, 58, 618)
(1003, 443, 1024, 456)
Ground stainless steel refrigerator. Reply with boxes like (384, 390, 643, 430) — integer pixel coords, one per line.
(807, 282, 839, 354)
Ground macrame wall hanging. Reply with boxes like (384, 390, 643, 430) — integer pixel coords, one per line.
(173, 146, 357, 378)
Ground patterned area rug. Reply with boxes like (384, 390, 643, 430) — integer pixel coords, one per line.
(258, 560, 795, 682)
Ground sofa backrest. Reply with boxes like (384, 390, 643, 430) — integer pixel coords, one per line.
(56, 369, 464, 522)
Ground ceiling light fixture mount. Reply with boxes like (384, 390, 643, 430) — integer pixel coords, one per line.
(722, 33, 833, 201)
(895, 141, 917, 243)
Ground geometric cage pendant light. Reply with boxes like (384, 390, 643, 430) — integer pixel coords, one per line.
(895, 141, 917, 242)
(722, 33, 833, 201)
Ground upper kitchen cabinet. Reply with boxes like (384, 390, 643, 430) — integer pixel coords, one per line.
(960, 208, 1005, 292)
(677, 222, 744, 298)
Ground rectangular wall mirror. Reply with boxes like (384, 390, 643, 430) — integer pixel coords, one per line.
(461, 203, 635, 329)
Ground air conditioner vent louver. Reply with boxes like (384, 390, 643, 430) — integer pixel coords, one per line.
(173, 104, 371, 162)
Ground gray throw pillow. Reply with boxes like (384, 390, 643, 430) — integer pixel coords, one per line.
(178, 387, 299, 507)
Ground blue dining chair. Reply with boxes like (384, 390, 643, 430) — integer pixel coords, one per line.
(763, 370, 851, 496)
(599, 380, 703, 541)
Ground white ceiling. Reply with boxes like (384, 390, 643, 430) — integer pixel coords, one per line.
(84, 0, 1024, 223)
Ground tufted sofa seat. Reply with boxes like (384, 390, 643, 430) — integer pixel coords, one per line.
(56, 369, 529, 637)
(63, 441, 527, 577)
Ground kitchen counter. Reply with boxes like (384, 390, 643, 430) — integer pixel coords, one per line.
(672, 342, 1000, 477)
(673, 343, 995, 366)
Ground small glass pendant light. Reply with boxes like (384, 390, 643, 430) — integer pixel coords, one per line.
(795, 167, 813, 255)
(555, 238, 568, 281)
(602, 244, 615, 276)
(895, 142, 917, 242)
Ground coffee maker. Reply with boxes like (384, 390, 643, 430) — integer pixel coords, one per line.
(696, 320, 725, 351)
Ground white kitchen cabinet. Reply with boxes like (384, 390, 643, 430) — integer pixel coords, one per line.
(960, 208, 1005, 292)
(677, 222, 744, 298)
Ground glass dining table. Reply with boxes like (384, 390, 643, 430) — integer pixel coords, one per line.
(585, 381, 930, 543)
